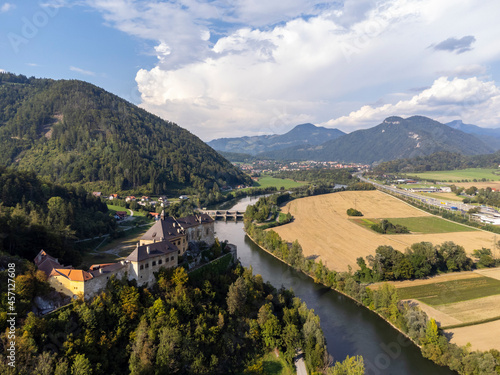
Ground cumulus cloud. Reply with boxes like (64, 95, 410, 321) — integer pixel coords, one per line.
(323, 77, 500, 130)
(81, 0, 500, 139)
(432, 35, 476, 54)
(0, 3, 14, 13)
(70, 66, 96, 76)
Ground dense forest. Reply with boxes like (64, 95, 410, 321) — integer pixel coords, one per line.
(0, 167, 115, 265)
(0, 73, 251, 194)
(273, 168, 354, 187)
(0, 256, 334, 375)
(374, 151, 500, 174)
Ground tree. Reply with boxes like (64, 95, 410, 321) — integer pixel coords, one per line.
(71, 354, 92, 375)
(129, 319, 154, 375)
(226, 276, 247, 315)
(172, 267, 189, 289)
(329, 355, 365, 375)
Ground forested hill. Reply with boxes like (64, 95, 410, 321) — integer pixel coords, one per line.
(261, 116, 494, 163)
(0, 73, 251, 193)
(374, 150, 500, 174)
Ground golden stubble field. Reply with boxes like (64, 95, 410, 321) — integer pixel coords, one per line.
(448, 320, 500, 351)
(372, 269, 500, 351)
(272, 191, 497, 272)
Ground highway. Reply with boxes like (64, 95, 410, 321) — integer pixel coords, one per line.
(354, 173, 498, 216)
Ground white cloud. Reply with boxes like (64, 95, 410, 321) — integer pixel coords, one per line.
(323, 77, 500, 130)
(82, 0, 500, 139)
(0, 3, 14, 13)
(70, 66, 96, 76)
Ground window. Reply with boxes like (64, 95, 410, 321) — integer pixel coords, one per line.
(206, 228, 209, 235)
(171, 256, 175, 261)
(145, 263, 149, 269)
(140, 265, 144, 270)
(178, 250, 180, 254)
(158, 259, 162, 265)
(152, 261, 156, 266)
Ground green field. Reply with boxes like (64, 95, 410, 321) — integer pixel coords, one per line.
(107, 204, 131, 215)
(238, 352, 294, 375)
(410, 168, 500, 182)
(387, 217, 476, 234)
(397, 276, 500, 305)
(252, 176, 305, 189)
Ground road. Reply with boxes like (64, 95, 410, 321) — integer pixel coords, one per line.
(294, 351, 307, 375)
(355, 173, 497, 216)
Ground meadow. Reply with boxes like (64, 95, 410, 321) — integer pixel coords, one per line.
(387, 216, 476, 234)
(252, 175, 305, 189)
(410, 168, 500, 182)
(397, 276, 500, 305)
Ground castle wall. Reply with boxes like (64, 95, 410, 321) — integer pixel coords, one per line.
(85, 267, 128, 299)
(49, 276, 84, 299)
(185, 222, 215, 246)
(133, 253, 178, 287)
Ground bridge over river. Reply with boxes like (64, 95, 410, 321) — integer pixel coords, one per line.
(200, 209, 245, 221)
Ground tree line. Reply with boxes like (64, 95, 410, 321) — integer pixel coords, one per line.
(374, 150, 500, 174)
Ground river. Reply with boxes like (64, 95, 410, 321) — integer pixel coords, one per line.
(214, 195, 456, 375)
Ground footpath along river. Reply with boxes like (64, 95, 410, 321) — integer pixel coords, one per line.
(213, 195, 456, 375)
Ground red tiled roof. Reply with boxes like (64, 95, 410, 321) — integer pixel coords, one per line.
(51, 268, 93, 282)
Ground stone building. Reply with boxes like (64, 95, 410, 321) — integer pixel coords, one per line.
(126, 241, 179, 287)
(140, 212, 215, 255)
(34, 212, 215, 300)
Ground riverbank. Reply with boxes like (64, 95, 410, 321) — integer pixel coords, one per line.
(245, 233, 424, 350)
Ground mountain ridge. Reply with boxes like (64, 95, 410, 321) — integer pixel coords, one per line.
(260, 116, 495, 163)
(208, 123, 345, 155)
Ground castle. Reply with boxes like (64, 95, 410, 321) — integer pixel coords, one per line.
(35, 212, 215, 300)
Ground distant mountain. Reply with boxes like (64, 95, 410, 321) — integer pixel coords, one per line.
(208, 123, 345, 155)
(0, 73, 251, 193)
(446, 120, 500, 150)
(261, 116, 495, 163)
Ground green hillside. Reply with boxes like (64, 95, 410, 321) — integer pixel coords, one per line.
(0, 73, 251, 194)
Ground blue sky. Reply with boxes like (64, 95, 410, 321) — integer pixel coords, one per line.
(2, 1, 500, 141)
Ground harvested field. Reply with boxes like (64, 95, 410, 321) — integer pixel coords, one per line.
(475, 267, 500, 281)
(402, 299, 461, 327)
(272, 191, 496, 271)
(370, 271, 481, 290)
(438, 294, 500, 323)
(454, 181, 500, 190)
(447, 320, 500, 351)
